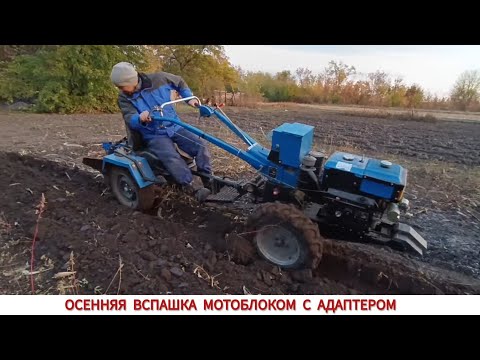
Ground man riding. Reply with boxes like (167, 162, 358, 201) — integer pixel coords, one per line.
(110, 62, 212, 202)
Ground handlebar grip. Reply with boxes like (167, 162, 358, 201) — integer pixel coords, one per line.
(198, 105, 214, 118)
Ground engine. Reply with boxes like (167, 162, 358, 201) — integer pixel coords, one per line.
(255, 121, 426, 255)
(261, 122, 411, 235)
(316, 151, 409, 232)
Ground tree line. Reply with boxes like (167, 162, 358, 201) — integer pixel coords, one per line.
(0, 45, 479, 113)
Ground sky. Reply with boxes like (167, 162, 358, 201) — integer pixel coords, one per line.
(223, 45, 480, 97)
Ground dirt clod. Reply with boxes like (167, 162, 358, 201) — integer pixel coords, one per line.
(139, 251, 157, 261)
(170, 267, 184, 278)
(124, 230, 138, 242)
(161, 269, 172, 282)
(225, 233, 256, 265)
(261, 270, 274, 286)
(291, 269, 313, 283)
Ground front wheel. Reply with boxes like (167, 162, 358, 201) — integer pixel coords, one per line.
(246, 203, 324, 269)
(109, 167, 155, 211)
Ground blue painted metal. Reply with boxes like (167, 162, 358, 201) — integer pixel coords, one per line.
(103, 141, 128, 155)
(102, 106, 409, 199)
(212, 108, 257, 146)
(194, 106, 257, 146)
(150, 110, 304, 188)
(324, 151, 407, 200)
(102, 142, 113, 153)
(359, 179, 395, 199)
(103, 153, 155, 189)
(271, 123, 314, 167)
(324, 151, 406, 186)
(365, 158, 407, 186)
(151, 114, 264, 169)
(323, 151, 367, 179)
(198, 105, 215, 118)
(277, 166, 301, 187)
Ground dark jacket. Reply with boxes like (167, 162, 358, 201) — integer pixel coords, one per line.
(117, 71, 193, 141)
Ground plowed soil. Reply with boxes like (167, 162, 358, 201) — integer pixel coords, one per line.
(1, 105, 479, 295)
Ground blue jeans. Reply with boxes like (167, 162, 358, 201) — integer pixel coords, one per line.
(147, 127, 212, 185)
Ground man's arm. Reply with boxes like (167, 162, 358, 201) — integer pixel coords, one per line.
(118, 96, 142, 129)
(162, 72, 198, 107)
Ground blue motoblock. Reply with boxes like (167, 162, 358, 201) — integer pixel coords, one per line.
(102, 103, 409, 202)
(101, 148, 156, 189)
(149, 106, 315, 189)
(103, 104, 317, 190)
(90, 100, 427, 262)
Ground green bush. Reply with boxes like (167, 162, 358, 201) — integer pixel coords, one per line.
(0, 45, 146, 113)
(0, 45, 472, 113)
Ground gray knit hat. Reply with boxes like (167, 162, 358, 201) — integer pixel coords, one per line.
(110, 62, 138, 86)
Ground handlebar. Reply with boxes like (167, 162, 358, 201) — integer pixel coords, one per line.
(153, 96, 202, 115)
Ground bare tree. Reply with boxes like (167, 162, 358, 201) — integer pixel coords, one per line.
(367, 70, 390, 106)
(450, 70, 480, 111)
(405, 84, 424, 115)
(295, 67, 315, 88)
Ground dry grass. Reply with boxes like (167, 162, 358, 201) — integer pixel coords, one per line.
(155, 184, 198, 218)
(103, 255, 124, 295)
(334, 109, 438, 123)
(55, 252, 79, 294)
(407, 162, 480, 213)
(193, 264, 221, 289)
(30, 193, 46, 294)
(198, 122, 266, 178)
(257, 102, 480, 123)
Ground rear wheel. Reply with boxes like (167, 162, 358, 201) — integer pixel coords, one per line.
(246, 203, 323, 269)
(109, 167, 155, 211)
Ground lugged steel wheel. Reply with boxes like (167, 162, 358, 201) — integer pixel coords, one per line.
(109, 168, 155, 211)
(246, 203, 323, 269)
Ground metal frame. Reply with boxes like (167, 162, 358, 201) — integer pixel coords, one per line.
(98, 98, 428, 256)
(151, 106, 276, 175)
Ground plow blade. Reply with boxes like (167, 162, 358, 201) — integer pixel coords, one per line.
(392, 223, 428, 256)
(206, 186, 242, 203)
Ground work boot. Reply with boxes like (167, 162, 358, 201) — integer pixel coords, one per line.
(201, 176, 214, 191)
(194, 187, 211, 203)
(155, 175, 167, 186)
(184, 183, 211, 203)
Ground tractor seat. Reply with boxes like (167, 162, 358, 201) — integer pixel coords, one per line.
(126, 129, 196, 170)
(136, 146, 196, 170)
(136, 150, 163, 166)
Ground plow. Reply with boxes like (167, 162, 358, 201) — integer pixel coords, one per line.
(83, 96, 427, 270)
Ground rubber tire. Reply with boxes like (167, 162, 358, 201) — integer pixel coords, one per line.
(246, 202, 323, 269)
(109, 167, 155, 211)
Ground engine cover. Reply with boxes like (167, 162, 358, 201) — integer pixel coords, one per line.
(322, 152, 407, 202)
(269, 123, 314, 167)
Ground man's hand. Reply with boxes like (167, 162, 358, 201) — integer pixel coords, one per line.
(188, 99, 200, 108)
(139, 111, 151, 123)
